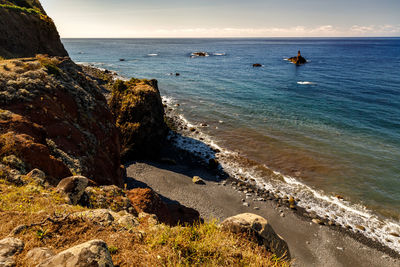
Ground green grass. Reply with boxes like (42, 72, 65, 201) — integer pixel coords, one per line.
(0, 3, 41, 14)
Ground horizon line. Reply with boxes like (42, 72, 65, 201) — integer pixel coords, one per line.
(60, 36, 400, 39)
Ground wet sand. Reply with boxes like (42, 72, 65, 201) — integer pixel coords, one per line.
(126, 145, 400, 267)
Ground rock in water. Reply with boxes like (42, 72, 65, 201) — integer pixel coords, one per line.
(288, 50, 307, 65)
(221, 213, 290, 260)
(38, 240, 114, 267)
(57, 176, 89, 205)
(253, 63, 262, 67)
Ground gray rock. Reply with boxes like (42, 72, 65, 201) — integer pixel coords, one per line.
(38, 240, 114, 267)
(0, 237, 24, 267)
(243, 202, 250, 207)
(57, 176, 89, 205)
(25, 247, 55, 266)
(26, 168, 46, 185)
(221, 213, 290, 260)
(116, 214, 139, 228)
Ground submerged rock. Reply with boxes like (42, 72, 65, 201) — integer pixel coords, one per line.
(191, 52, 209, 57)
(253, 63, 262, 67)
(221, 213, 290, 260)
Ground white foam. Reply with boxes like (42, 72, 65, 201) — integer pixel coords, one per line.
(147, 53, 158, 56)
(163, 96, 400, 253)
(297, 81, 315, 85)
(213, 53, 226, 56)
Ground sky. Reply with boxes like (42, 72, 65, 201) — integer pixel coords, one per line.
(40, 0, 400, 38)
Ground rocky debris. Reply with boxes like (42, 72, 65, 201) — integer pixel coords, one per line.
(38, 240, 114, 267)
(0, 58, 123, 186)
(288, 50, 307, 65)
(0, 237, 24, 267)
(108, 79, 167, 160)
(253, 64, 262, 67)
(81, 185, 134, 215)
(192, 176, 206, 185)
(25, 247, 55, 266)
(115, 213, 139, 228)
(221, 213, 290, 260)
(138, 212, 159, 225)
(335, 195, 344, 200)
(127, 188, 200, 226)
(0, 2, 68, 59)
(57, 176, 89, 205)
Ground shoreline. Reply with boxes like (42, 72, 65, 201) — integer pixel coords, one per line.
(81, 64, 400, 262)
(161, 108, 400, 259)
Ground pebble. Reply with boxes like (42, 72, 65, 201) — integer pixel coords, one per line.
(312, 219, 324, 225)
(356, 225, 366, 231)
(243, 202, 250, 207)
(306, 241, 310, 245)
(336, 247, 344, 251)
(256, 198, 265, 202)
(254, 207, 260, 210)
(280, 213, 285, 217)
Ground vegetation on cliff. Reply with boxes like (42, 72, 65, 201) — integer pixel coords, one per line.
(109, 78, 168, 160)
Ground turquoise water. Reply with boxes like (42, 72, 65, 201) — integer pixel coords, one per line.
(63, 38, 400, 249)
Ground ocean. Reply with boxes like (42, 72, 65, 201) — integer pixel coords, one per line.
(62, 38, 400, 251)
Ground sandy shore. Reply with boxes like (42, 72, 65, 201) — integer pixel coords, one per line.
(125, 143, 399, 267)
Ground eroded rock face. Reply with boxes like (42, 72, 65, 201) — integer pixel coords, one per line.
(38, 240, 114, 267)
(0, 237, 24, 267)
(221, 213, 290, 260)
(108, 79, 168, 160)
(0, 58, 123, 186)
(25, 247, 55, 266)
(0, 1, 68, 58)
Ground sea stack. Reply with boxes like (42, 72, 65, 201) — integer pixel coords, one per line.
(288, 50, 307, 65)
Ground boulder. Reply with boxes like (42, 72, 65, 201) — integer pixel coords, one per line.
(26, 168, 46, 185)
(38, 240, 114, 267)
(127, 188, 200, 226)
(0, 237, 24, 267)
(116, 214, 139, 228)
(221, 213, 290, 260)
(253, 63, 262, 67)
(192, 176, 206, 185)
(25, 247, 55, 266)
(57, 176, 89, 205)
(191, 52, 208, 57)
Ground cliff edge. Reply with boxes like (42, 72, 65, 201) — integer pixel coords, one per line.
(0, 0, 68, 58)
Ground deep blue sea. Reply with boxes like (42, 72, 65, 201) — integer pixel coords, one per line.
(62, 38, 400, 250)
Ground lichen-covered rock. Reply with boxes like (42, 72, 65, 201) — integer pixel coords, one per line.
(0, 1, 68, 59)
(57, 176, 89, 205)
(26, 168, 46, 185)
(108, 79, 168, 160)
(25, 247, 55, 266)
(82, 185, 135, 215)
(72, 209, 115, 226)
(0, 237, 24, 267)
(221, 213, 290, 260)
(38, 240, 114, 267)
(0, 58, 123, 186)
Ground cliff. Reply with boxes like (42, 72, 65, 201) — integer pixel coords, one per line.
(0, 0, 68, 58)
(0, 56, 123, 186)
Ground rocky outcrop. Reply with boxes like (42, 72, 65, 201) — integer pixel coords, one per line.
(127, 188, 200, 226)
(38, 240, 114, 267)
(108, 79, 168, 160)
(0, 1, 68, 58)
(0, 237, 24, 267)
(221, 213, 290, 260)
(288, 50, 307, 65)
(0, 57, 123, 186)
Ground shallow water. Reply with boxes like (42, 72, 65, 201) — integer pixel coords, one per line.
(63, 38, 400, 250)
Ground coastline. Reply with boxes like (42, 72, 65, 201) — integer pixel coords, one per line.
(82, 64, 400, 264)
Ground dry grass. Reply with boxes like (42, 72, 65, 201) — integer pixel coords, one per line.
(0, 178, 289, 266)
